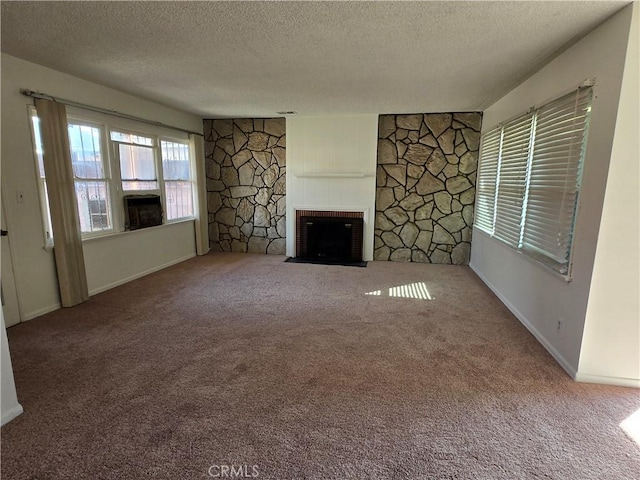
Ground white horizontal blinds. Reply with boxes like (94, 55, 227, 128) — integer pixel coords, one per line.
(493, 114, 533, 247)
(474, 128, 501, 234)
(522, 87, 593, 272)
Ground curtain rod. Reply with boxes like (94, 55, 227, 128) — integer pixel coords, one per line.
(21, 89, 203, 137)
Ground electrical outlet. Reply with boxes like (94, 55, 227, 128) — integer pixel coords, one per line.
(557, 318, 563, 333)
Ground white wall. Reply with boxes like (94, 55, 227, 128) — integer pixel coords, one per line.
(84, 222, 196, 295)
(286, 115, 378, 261)
(1, 309, 23, 425)
(578, 3, 640, 387)
(1, 54, 203, 320)
(469, 5, 635, 380)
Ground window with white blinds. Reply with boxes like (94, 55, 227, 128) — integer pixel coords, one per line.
(494, 114, 533, 248)
(522, 88, 592, 273)
(474, 86, 593, 278)
(474, 128, 500, 233)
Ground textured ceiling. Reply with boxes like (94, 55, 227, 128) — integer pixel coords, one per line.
(1, 1, 630, 118)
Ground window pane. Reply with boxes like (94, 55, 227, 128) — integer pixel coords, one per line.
(119, 144, 156, 181)
(475, 128, 501, 234)
(75, 181, 112, 233)
(30, 114, 45, 178)
(165, 181, 193, 220)
(494, 115, 533, 248)
(110, 131, 153, 146)
(68, 124, 104, 179)
(122, 180, 159, 191)
(161, 140, 191, 180)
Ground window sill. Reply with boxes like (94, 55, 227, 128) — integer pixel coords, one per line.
(84, 218, 195, 244)
(45, 218, 195, 248)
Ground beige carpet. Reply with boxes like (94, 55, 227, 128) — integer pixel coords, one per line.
(2, 252, 639, 479)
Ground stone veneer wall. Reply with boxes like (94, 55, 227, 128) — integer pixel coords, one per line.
(374, 113, 482, 264)
(203, 118, 286, 254)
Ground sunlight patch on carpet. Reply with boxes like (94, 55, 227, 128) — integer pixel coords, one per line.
(620, 407, 640, 446)
(365, 282, 432, 300)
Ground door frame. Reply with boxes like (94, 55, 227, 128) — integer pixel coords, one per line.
(1, 198, 22, 327)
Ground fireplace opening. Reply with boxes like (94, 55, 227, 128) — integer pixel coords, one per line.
(287, 210, 366, 267)
(305, 217, 355, 261)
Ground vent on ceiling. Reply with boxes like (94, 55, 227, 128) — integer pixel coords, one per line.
(276, 111, 297, 115)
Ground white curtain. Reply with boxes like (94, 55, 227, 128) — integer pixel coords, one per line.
(35, 98, 89, 307)
(191, 133, 209, 255)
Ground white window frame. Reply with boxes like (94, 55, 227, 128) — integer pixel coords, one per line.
(160, 137, 196, 223)
(109, 128, 163, 220)
(474, 84, 593, 280)
(67, 116, 116, 238)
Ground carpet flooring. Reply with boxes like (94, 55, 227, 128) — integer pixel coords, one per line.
(2, 252, 639, 479)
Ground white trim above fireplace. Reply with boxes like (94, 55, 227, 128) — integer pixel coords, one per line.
(292, 172, 374, 178)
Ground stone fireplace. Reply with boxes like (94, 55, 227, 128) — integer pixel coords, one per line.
(286, 115, 378, 261)
(204, 113, 481, 265)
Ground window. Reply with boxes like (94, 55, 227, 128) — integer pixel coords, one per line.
(474, 128, 500, 234)
(68, 122, 113, 234)
(161, 140, 194, 220)
(493, 114, 533, 248)
(111, 131, 158, 191)
(29, 108, 196, 244)
(28, 107, 53, 245)
(475, 85, 593, 278)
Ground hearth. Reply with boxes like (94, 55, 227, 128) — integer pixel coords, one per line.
(289, 210, 365, 266)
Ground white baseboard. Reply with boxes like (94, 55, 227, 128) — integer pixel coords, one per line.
(469, 262, 578, 380)
(21, 254, 196, 321)
(1, 403, 23, 426)
(574, 373, 640, 388)
(23, 303, 62, 322)
(88, 253, 196, 296)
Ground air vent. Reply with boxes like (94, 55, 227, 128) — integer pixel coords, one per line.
(276, 111, 297, 115)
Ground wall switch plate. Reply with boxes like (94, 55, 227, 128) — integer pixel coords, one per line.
(16, 191, 25, 204)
